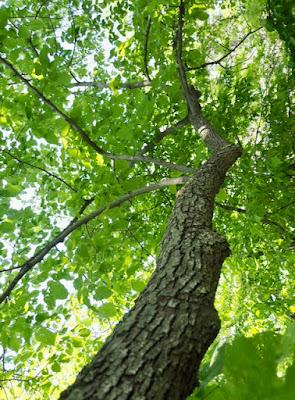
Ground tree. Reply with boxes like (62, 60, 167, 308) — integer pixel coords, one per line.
(0, 0, 294, 399)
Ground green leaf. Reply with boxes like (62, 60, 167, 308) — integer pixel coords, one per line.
(215, 189, 227, 202)
(35, 327, 56, 346)
(94, 285, 113, 300)
(0, 183, 22, 197)
(73, 277, 83, 290)
(131, 279, 146, 293)
(8, 335, 21, 351)
(97, 303, 117, 318)
(0, 7, 9, 30)
(265, 17, 275, 32)
(190, 8, 209, 20)
(79, 328, 91, 337)
(1, 220, 14, 233)
(52, 362, 61, 372)
(72, 337, 83, 347)
(48, 281, 68, 300)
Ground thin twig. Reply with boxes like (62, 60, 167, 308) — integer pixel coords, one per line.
(9, 15, 62, 20)
(0, 266, 23, 274)
(187, 27, 262, 71)
(215, 201, 246, 213)
(137, 114, 190, 157)
(0, 377, 32, 382)
(28, 36, 39, 58)
(143, 16, 152, 82)
(35, 0, 49, 18)
(216, 202, 293, 238)
(2, 149, 77, 192)
(70, 79, 151, 90)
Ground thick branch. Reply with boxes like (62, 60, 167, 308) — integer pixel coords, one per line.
(187, 27, 262, 71)
(176, 1, 230, 153)
(0, 177, 188, 304)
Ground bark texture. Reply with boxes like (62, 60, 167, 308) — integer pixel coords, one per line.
(60, 144, 242, 400)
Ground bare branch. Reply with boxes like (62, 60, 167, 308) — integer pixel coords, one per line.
(143, 16, 152, 82)
(70, 79, 151, 90)
(2, 149, 77, 192)
(70, 20, 154, 115)
(0, 177, 188, 304)
(112, 153, 195, 173)
(187, 27, 263, 71)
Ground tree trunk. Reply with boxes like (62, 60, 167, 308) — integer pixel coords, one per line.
(60, 144, 242, 400)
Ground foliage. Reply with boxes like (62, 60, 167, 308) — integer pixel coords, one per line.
(0, 0, 294, 399)
(189, 323, 295, 400)
(265, 0, 295, 67)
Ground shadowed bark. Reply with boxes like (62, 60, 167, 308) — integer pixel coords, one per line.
(60, 144, 242, 400)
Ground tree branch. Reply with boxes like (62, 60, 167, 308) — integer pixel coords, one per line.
(215, 201, 246, 213)
(136, 114, 190, 157)
(27, 36, 39, 58)
(176, 1, 231, 153)
(35, 0, 49, 18)
(0, 56, 107, 154)
(0, 266, 23, 274)
(71, 79, 151, 90)
(187, 27, 262, 71)
(0, 56, 192, 174)
(2, 149, 77, 192)
(69, 70, 151, 90)
(0, 177, 188, 304)
(9, 15, 62, 20)
(143, 16, 152, 82)
(111, 153, 195, 173)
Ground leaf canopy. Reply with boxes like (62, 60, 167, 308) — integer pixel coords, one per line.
(0, 0, 294, 398)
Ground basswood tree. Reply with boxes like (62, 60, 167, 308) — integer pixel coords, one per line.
(0, 0, 294, 399)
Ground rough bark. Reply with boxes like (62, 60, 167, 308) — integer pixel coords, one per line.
(59, 144, 242, 400)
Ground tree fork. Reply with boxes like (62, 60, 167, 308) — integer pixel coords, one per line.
(60, 144, 242, 400)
